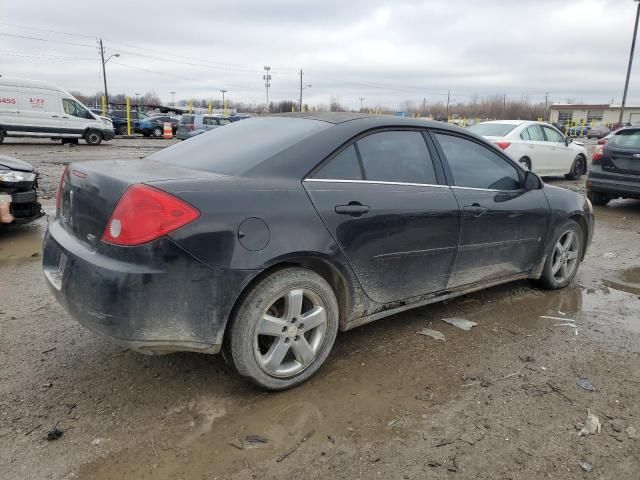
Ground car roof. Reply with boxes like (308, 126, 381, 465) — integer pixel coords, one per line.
(477, 119, 529, 126)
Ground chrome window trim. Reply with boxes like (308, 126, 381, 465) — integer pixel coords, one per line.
(303, 178, 450, 188)
(451, 185, 524, 193)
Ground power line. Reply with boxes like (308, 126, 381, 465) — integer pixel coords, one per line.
(0, 32, 95, 48)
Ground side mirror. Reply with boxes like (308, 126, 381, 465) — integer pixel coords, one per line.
(524, 170, 543, 190)
(565, 137, 573, 146)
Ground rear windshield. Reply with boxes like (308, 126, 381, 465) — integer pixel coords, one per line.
(468, 123, 518, 137)
(149, 117, 331, 175)
(611, 129, 640, 148)
(179, 114, 194, 125)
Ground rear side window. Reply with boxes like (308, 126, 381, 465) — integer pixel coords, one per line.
(434, 133, 520, 191)
(356, 130, 437, 184)
(525, 125, 544, 141)
(611, 129, 640, 148)
(520, 128, 531, 141)
(218, 118, 231, 125)
(313, 145, 362, 180)
(203, 117, 217, 125)
(180, 115, 194, 125)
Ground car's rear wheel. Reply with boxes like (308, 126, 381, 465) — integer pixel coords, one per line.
(538, 220, 584, 289)
(587, 190, 610, 206)
(84, 130, 102, 146)
(117, 125, 128, 135)
(152, 127, 163, 137)
(229, 267, 339, 390)
(565, 155, 586, 180)
(0, 129, 4, 144)
(519, 157, 531, 171)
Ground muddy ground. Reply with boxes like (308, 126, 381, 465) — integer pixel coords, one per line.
(1, 138, 639, 479)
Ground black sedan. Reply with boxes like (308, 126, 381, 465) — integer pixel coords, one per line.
(0, 155, 44, 225)
(587, 126, 640, 205)
(43, 113, 594, 390)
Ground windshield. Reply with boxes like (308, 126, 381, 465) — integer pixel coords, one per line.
(149, 117, 331, 175)
(468, 123, 518, 137)
(611, 129, 640, 149)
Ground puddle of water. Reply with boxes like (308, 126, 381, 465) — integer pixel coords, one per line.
(603, 267, 640, 296)
(0, 221, 45, 266)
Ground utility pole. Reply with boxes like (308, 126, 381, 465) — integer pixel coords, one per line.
(99, 38, 119, 111)
(544, 92, 549, 120)
(170, 91, 176, 107)
(359, 97, 365, 111)
(619, 0, 640, 126)
(299, 69, 303, 112)
(263, 66, 271, 111)
(446, 90, 450, 120)
(503, 94, 507, 118)
(220, 89, 227, 114)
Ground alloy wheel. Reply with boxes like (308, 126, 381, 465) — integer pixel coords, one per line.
(253, 288, 328, 378)
(551, 230, 580, 283)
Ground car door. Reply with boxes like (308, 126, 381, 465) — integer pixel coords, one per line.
(430, 131, 549, 289)
(304, 129, 461, 304)
(17, 87, 61, 134)
(541, 125, 572, 175)
(60, 97, 91, 137)
(520, 124, 552, 173)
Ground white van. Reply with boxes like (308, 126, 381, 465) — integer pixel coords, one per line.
(0, 76, 115, 145)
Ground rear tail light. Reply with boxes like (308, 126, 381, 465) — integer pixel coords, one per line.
(495, 141, 511, 150)
(592, 144, 604, 164)
(55, 165, 69, 210)
(102, 184, 200, 246)
(189, 124, 195, 131)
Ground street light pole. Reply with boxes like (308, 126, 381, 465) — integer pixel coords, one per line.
(220, 89, 228, 114)
(170, 91, 175, 107)
(619, 0, 640, 126)
(99, 38, 119, 111)
(263, 66, 271, 111)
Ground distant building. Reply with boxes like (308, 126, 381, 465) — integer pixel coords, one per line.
(549, 103, 640, 125)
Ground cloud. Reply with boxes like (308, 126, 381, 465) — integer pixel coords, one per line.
(0, 0, 638, 109)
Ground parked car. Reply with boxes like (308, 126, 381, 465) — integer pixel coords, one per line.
(110, 110, 155, 136)
(0, 155, 44, 225)
(176, 114, 232, 140)
(149, 114, 179, 135)
(587, 126, 640, 205)
(566, 125, 591, 137)
(228, 113, 252, 122)
(586, 124, 610, 139)
(468, 120, 588, 178)
(43, 114, 594, 390)
(0, 77, 115, 145)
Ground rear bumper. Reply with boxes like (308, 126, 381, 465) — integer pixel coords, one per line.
(42, 220, 256, 354)
(587, 166, 640, 198)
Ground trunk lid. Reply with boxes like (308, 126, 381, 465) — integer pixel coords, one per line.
(58, 159, 218, 247)
(602, 129, 640, 175)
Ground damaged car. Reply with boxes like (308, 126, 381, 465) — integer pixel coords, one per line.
(0, 155, 44, 225)
(43, 113, 594, 390)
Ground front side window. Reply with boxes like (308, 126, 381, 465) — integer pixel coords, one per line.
(356, 130, 437, 184)
(63, 99, 92, 119)
(525, 125, 544, 141)
(542, 126, 564, 143)
(313, 145, 362, 180)
(434, 133, 520, 191)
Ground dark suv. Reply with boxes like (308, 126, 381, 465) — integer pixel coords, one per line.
(111, 110, 159, 136)
(587, 127, 640, 205)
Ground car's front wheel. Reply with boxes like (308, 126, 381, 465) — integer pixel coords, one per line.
(152, 126, 163, 137)
(537, 220, 584, 289)
(229, 267, 339, 390)
(84, 130, 102, 146)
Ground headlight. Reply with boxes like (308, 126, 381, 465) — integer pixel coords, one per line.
(0, 168, 36, 183)
(101, 117, 112, 126)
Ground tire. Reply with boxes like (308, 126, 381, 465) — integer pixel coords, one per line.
(229, 267, 339, 390)
(565, 155, 586, 180)
(519, 157, 532, 171)
(84, 130, 102, 146)
(587, 190, 610, 206)
(117, 125, 128, 135)
(0, 129, 4, 144)
(152, 127, 163, 137)
(537, 220, 584, 289)
(61, 138, 79, 145)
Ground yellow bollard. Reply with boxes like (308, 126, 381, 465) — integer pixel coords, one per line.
(101, 95, 106, 116)
(208, 102, 212, 115)
(224, 99, 227, 115)
(188, 101, 193, 114)
(291, 105, 295, 112)
(125, 96, 131, 136)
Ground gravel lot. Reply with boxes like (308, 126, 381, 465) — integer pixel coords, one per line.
(1, 137, 639, 479)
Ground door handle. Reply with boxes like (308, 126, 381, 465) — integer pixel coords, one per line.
(62, 116, 69, 119)
(463, 203, 489, 217)
(51, 115, 59, 118)
(335, 202, 370, 216)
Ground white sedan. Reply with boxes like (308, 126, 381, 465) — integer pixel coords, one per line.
(468, 120, 588, 179)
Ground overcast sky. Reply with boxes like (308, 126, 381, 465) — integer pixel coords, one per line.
(1, 0, 640, 110)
